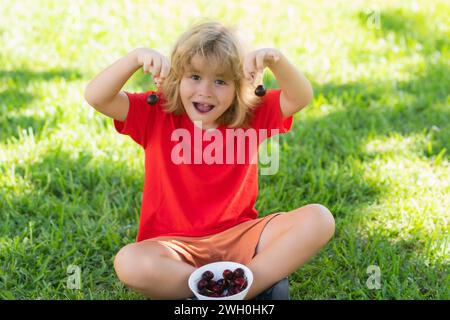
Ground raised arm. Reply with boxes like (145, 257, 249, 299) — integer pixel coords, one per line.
(243, 48, 313, 118)
(84, 48, 170, 121)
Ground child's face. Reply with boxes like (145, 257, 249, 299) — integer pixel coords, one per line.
(180, 54, 236, 130)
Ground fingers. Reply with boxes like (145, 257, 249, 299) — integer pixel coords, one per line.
(243, 52, 259, 85)
(244, 49, 280, 86)
(255, 51, 266, 74)
(154, 57, 170, 87)
(142, 53, 171, 88)
(151, 56, 162, 78)
(150, 56, 162, 88)
(142, 55, 153, 74)
(270, 52, 280, 63)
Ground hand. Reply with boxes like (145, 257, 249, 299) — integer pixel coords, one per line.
(243, 48, 281, 85)
(135, 48, 170, 87)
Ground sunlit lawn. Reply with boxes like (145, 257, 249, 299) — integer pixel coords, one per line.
(0, 0, 449, 299)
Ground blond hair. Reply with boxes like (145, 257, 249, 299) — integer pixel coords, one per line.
(161, 21, 261, 128)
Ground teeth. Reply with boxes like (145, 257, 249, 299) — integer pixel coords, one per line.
(194, 102, 214, 113)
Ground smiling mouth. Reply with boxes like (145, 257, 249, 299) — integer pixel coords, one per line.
(193, 102, 215, 113)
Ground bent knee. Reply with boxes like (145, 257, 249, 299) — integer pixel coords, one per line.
(114, 244, 152, 287)
(114, 244, 137, 285)
(303, 204, 335, 240)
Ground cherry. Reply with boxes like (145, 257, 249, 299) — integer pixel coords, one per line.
(233, 268, 245, 278)
(207, 279, 217, 289)
(223, 269, 234, 280)
(228, 287, 241, 295)
(211, 284, 223, 294)
(255, 84, 266, 97)
(200, 287, 213, 296)
(197, 268, 248, 297)
(147, 93, 159, 105)
(210, 293, 222, 297)
(217, 279, 226, 287)
(233, 277, 247, 289)
(201, 270, 214, 281)
(197, 279, 208, 290)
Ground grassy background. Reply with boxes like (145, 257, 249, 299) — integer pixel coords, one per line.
(0, 0, 449, 299)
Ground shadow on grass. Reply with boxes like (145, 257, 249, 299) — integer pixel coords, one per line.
(0, 68, 83, 143)
(311, 62, 449, 159)
(2, 7, 449, 298)
(284, 9, 450, 299)
(0, 146, 143, 299)
(357, 7, 449, 54)
(349, 7, 449, 160)
(290, 226, 449, 299)
(258, 53, 449, 218)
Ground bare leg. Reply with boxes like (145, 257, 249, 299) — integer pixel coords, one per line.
(245, 204, 335, 300)
(114, 240, 196, 299)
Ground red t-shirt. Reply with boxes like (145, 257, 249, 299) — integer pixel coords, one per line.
(114, 89, 293, 241)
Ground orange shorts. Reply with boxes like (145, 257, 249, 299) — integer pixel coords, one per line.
(144, 213, 281, 268)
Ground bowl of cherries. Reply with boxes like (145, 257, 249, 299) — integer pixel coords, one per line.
(188, 261, 254, 300)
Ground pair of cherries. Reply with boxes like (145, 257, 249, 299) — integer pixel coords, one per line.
(146, 85, 266, 106)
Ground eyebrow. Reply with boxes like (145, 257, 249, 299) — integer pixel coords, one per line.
(186, 67, 231, 79)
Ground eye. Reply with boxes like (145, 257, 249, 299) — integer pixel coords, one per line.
(190, 74, 200, 80)
(215, 79, 227, 85)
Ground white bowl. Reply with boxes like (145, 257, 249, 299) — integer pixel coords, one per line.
(188, 261, 254, 300)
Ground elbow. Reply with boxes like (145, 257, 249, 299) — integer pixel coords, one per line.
(300, 83, 314, 110)
(296, 86, 313, 111)
(84, 84, 100, 109)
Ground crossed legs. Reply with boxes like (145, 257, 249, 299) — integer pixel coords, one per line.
(113, 203, 335, 300)
(113, 240, 195, 299)
(245, 204, 335, 299)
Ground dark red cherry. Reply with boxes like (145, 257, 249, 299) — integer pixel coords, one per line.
(210, 293, 222, 297)
(211, 284, 224, 294)
(207, 279, 217, 289)
(201, 270, 214, 281)
(233, 268, 245, 278)
(199, 287, 213, 296)
(197, 279, 208, 290)
(228, 287, 241, 295)
(147, 93, 159, 105)
(233, 277, 247, 289)
(217, 279, 226, 287)
(223, 269, 234, 280)
(255, 84, 266, 97)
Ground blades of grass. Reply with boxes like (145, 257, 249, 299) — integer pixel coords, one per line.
(433, 147, 447, 165)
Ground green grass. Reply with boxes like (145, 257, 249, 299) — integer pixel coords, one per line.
(1, 0, 449, 299)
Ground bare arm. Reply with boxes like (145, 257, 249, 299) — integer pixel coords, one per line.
(268, 51, 313, 118)
(84, 48, 170, 121)
(84, 49, 140, 121)
(244, 48, 313, 118)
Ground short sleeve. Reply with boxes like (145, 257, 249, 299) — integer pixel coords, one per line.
(251, 89, 294, 139)
(113, 91, 157, 148)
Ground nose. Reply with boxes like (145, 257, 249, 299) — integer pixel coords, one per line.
(198, 80, 213, 98)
